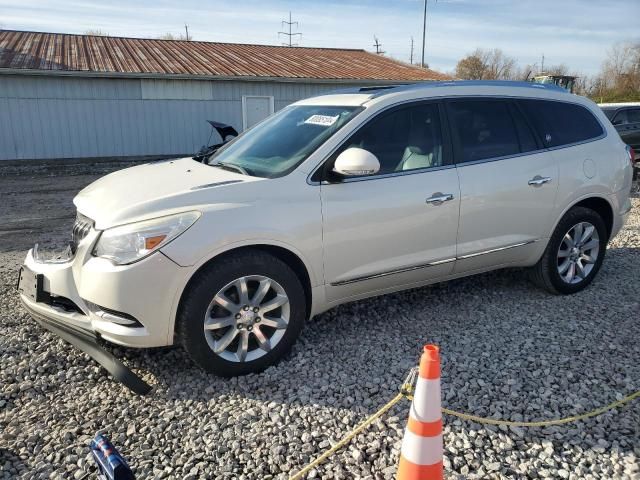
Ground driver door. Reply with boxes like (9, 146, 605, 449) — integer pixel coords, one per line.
(319, 101, 460, 303)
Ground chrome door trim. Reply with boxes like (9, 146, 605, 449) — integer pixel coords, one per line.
(457, 239, 539, 260)
(528, 176, 552, 186)
(425, 192, 455, 204)
(330, 240, 539, 286)
(330, 257, 456, 286)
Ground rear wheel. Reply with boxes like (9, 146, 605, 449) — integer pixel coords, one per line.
(529, 207, 607, 294)
(177, 250, 306, 376)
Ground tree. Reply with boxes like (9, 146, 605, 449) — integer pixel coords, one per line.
(588, 40, 640, 102)
(157, 33, 192, 41)
(455, 48, 517, 80)
(455, 52, 487, 80)
(84, 29, 109, 36)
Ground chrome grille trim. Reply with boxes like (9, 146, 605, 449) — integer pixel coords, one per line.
(71, 213, 94, 252)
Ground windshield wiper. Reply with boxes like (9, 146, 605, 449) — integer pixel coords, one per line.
(211, 162, 250, 176)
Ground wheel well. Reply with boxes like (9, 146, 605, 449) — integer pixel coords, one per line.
(573, 197, 613, 240)
(252, 245, 312, 318)
(178, 245, 313, 326)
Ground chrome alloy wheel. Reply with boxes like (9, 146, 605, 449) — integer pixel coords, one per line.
(204, 275, 290, 363)
(557, 221, 600, 285)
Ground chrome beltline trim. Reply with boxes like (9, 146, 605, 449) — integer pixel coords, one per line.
(330, 257, 456, 286)
(456, 239, 539, 259)
(330, 239, 539, 286)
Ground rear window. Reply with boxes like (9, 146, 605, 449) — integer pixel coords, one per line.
(519, 100, 603, 148)
(448, 100, 520, 163)
(612, 108, 640, 125)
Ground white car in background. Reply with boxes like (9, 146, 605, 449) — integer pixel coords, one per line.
(19, 81, 634, 377)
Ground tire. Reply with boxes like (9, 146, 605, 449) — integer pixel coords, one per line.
(529, 206, 607, 295)
(177, 250, 306, 376)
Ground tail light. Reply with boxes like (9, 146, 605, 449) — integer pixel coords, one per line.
(627, 145, 636, 166)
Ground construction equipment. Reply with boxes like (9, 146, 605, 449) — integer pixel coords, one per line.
(532, 74, 577, 93)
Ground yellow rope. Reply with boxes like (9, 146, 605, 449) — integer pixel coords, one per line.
(288, 375, 640, 480)
(439, 389, 640, 427)
(288, 393, 405, 480)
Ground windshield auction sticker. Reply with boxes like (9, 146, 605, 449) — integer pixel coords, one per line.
(304, 114, 340, 127)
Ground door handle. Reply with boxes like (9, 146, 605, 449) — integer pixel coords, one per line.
(425, 193, 454, 205)
(528, 175, 552, 186)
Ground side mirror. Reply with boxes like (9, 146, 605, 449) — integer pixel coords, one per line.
(333, 148, 380, 177)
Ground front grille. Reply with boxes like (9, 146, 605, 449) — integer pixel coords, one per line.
(71, 212, 94, 253)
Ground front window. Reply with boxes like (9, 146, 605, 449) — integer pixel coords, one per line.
(208, 105, 362, 178)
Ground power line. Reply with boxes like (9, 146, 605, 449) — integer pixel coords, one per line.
(373, 35, 385, 55)
(278, 12, 302, 47)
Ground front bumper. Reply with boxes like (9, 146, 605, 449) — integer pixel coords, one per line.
(23, 301, 151, 395)
(19, 233, 188, 349)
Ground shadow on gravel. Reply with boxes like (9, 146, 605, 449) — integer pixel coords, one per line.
(0, 449, 28, 476)
(126, 263, 638, 428)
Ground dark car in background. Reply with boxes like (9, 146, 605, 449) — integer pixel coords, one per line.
(600, 103, 640, 179)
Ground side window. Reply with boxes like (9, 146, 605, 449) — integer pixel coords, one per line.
(627, 109, 640, 124)
(519, 100, 604, 147)
(333, 103, 445, 176)
(612, 110, 628, 125)
(448, 100, 520, 163)
(509, 104, 538, 153)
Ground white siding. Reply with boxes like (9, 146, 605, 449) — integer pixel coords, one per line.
(0, 75, 364, 161)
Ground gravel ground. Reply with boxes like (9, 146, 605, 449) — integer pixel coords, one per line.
(1, 162, 639, 480)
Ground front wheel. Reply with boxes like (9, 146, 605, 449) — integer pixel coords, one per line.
(177, 250, 306, 376)
(529, 206, 607, 295)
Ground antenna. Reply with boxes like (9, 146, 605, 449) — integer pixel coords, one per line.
(278, 12, 302, 47)
(373, 35, 385, 55)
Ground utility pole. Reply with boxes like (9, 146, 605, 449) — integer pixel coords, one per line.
(184, 24, 190, 41)
(410, 36, 414, 64)
(541, 54, 545, 74)
(278, 12, 302, 47)
(421, 0, 428, 67)
(373, 35, 385, 55)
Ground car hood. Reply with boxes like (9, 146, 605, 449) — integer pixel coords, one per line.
(74, 158, 261, 229)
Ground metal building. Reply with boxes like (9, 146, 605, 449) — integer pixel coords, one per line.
(0, 30, 450, 162)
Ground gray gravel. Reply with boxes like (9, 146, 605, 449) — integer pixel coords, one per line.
(1, 162, 639, 480)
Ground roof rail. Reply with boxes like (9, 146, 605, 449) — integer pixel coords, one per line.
(358, 84, 406, 92)
(369, 79, 569, 98)
(317, 80, 568, 99)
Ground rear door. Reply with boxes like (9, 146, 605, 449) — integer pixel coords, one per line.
(447, 98, 559, 273)
(613, 108, 640, 151)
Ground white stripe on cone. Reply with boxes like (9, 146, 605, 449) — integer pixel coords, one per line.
(410, 377, 441, 423)
(400, 430, 443, 466)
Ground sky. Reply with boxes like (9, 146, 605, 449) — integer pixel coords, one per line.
(1, 0, 638, 76)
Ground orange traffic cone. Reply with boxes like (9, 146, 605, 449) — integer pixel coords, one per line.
(397, 344, 443, 480)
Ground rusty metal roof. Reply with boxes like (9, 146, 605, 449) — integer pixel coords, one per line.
(0, 30, 451, 82)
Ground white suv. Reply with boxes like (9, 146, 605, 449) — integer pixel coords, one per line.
(19, 81, 634, 377)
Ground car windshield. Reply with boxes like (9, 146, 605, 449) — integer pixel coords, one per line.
(601, 108, 616, 121)
(208, 105, 362, 178)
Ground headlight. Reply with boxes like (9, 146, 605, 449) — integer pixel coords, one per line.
(93, 211, 200, 265)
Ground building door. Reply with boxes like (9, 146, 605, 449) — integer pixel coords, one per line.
(242, 96, 274, 130)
